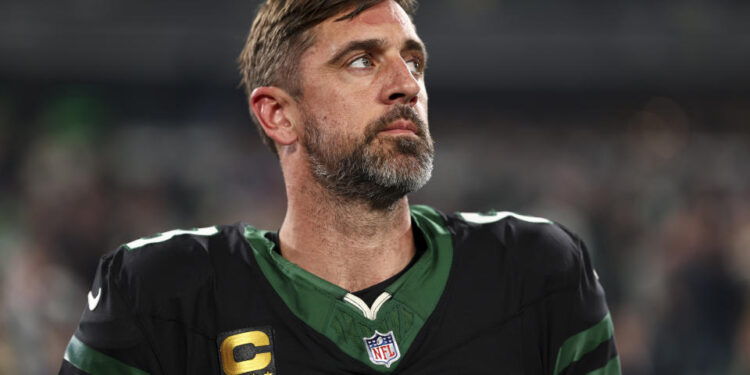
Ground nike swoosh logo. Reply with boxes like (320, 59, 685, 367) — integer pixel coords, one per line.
(88, 287, 102, 311)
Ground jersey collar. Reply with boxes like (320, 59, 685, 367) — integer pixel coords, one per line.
(243, 205, 453, 372)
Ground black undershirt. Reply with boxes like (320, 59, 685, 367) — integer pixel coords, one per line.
(264, 222, 426, 306)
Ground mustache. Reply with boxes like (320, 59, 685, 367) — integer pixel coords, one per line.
(364, 105, 428, 142)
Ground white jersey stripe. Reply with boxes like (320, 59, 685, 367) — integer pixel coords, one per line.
(459, 211, 552, 225)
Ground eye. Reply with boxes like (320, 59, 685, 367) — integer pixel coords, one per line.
(349, 56, 374, 69)
(406, 59, 422, 76)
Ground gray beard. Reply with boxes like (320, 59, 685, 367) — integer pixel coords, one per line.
(303, 105, 434, 210)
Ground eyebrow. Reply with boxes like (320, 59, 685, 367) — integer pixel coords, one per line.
(327, 38, 428, 66)
(327, 38, 386, 66)
(403, 39, 428, 63)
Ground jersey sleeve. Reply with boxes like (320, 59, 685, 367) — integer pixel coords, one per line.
(542, 227, 620, 375)
(60, 248, 159, 375)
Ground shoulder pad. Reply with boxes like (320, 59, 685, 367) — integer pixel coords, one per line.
(457, 211, 583, 293)
(111, 225, 226, 312)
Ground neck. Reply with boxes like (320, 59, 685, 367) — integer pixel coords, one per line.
(278, 165, 416, 292)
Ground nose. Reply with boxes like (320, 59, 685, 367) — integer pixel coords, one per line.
(379, 56, 420, 107)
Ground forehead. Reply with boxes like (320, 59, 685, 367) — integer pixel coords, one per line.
(311, 1, 421, 52)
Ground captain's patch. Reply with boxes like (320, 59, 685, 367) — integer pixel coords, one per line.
(217, 326, 277, 375)
(363, 330, 401, 368)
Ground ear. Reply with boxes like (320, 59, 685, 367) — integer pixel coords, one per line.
(250, 87, 300, 147)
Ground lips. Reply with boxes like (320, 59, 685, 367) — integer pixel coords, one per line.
(381, 119, 418, 134)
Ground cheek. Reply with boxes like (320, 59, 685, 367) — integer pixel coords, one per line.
(315, 93, 375, 129)
(304, 101, 361, 143)
(305, 80, 357, 113)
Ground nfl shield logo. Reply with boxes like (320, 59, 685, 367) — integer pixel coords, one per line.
(363, 330, 401, 368)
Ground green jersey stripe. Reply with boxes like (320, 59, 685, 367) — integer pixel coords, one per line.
(64, 335, 149, 375)
(553, 313, 615, 375)
(585, 356, 621, 375)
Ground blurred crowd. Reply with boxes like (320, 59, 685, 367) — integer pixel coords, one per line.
(0, 85, 748, 374)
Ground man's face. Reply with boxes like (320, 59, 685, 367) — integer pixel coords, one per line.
(296, 0, 433, 209)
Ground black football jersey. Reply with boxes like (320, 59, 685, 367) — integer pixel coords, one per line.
(60, 205, 620, 374)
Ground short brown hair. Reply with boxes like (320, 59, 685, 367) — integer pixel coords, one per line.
(238, 0, 419, 155)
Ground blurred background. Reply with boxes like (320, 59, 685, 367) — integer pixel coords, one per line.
(1, 0, 749, 373)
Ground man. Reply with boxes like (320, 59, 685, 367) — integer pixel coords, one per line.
(60, 1, 620, 374)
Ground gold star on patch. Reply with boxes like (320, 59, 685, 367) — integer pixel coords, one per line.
(264, 372, 273, 375)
